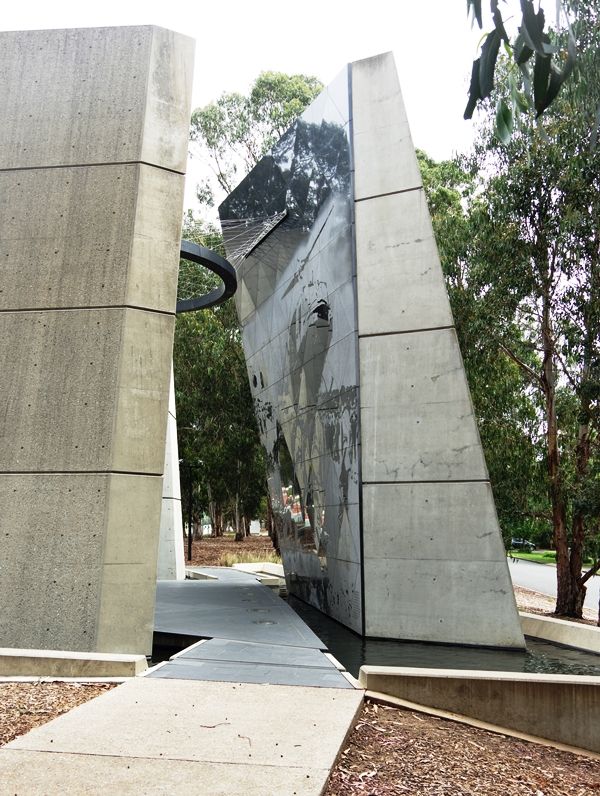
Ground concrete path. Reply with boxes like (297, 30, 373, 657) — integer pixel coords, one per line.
(0, 569, 363, 793)
(0, 677, 363, 795)
(508, 558, 600, 612)
(153, 568, 353, 688)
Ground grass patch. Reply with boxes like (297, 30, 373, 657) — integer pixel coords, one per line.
(510, 550, 594, 565)
(218, 550, 282, 567)
(510, 550, 556, 565)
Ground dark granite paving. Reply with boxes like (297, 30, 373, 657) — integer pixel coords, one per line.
(151, 568, 353, 689)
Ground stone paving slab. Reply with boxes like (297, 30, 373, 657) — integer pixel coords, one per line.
(0, 750, 328, 795)
(4, 678, 363, 786)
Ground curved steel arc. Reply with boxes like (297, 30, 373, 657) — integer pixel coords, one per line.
(176, 240, 237, 313)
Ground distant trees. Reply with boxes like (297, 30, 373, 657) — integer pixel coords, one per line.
(425, 4, 600, 618)
(174, 216, 266, 541)
(189, 71, 323, 207)
(175, 74, 322, 543)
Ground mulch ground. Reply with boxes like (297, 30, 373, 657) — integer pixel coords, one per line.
(0, 682, 115, 747)
(184, 534, 278, 567)
(326, 700, 600, 795)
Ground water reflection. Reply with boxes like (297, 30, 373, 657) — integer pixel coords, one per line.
(288, 596, 600, 678)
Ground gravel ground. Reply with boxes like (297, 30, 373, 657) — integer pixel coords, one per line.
(326, 700, 600, 796)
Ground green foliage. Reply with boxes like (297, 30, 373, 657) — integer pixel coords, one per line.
(418, 150, 548, 544)
(447, 13, 600, 613)
(190, 71, 323, 206)
(465, 0, 578, 142)
(174, 218, 267, 535)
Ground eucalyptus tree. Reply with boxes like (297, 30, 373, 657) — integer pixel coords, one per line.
(190, 71, 323, 207)
(458, 4, 600, 615)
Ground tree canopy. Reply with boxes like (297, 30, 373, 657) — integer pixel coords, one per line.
(435, 6, 600, 617)
(189, 71, 323, 207)
(175, 73, 323, 542)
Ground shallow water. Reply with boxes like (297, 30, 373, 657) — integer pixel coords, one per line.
(287, 595, 600, 678)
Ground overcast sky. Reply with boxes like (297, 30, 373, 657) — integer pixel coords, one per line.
(1, 0, 484, 211)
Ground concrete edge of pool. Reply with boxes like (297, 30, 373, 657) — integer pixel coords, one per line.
(359, 665, 600, 754)
(520, 611, 600, 654)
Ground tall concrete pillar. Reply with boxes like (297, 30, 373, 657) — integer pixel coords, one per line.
(157, 367, 185, 580)
(0, 26, 194, 654)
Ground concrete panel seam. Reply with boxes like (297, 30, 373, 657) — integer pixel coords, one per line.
(0, 470, 165, 476)
(354, 185, 423, 203)
(0, 305, 176, 317)
(358, 325, 455, 339)
(362, 479, 491, 485)
(0, 160, 186, 176)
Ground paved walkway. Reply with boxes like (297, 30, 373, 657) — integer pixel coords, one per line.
(0, 678, 362, 794)
(0, 568, 363, 794)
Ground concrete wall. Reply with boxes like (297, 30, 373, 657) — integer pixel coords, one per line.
(359, 665, 600, 754)
(352, 53, 523, 647)
(157, 368, 185, 580)
(520, 612, 600, 654)
(0, 26, 194, 654)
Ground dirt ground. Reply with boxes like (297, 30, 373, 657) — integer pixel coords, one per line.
(184, 533, 278, 567)
(514, 585, 597, 625)
(0, 682, 115, 747)
(325, 700, 600, 796)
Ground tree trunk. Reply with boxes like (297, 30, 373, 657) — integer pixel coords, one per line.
(214, 506, 223, 537)
(540, 288, 575, 615)
(234, 493, 244, 541)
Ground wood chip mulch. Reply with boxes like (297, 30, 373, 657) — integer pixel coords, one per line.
(0, 682, 115, 747)
(326, 701, 600, 796)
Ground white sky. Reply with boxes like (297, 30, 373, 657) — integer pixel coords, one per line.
(1, 0, 484, 212)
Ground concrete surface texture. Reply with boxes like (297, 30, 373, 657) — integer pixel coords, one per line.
(359, 665, 600, 753)
(0, 26, 194, 655)
(157, 368, 185, 580)
(0, 678, 364, 794)
(0, 648, 147, 678)
(352, 52, 524, 647)
(520, 612, 600, 654)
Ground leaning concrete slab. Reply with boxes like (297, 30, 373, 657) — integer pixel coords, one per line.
(219, 52, 524, 648)
(0, 26, 194, 655)
(0, 678, 363, 794)
(157, 367, 185, 580)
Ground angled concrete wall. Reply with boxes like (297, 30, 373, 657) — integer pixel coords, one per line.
(352, 53, 523, 647)
(0, 26, 194, 654)
(220, 52, 523, 649)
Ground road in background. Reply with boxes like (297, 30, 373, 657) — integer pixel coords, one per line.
(508, 558, 600, 613)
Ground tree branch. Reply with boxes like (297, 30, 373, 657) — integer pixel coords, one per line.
(499, 343, 544, 389)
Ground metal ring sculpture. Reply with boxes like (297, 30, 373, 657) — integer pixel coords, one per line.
(176, 240, 237, 314)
